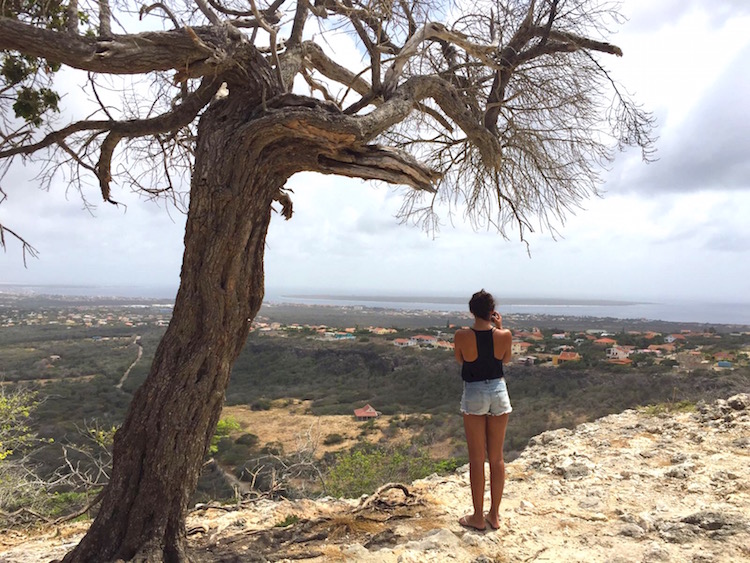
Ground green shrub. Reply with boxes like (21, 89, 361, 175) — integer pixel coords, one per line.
(326, 445, 460, 498)
(251, 398, 272, 411)
(639, 401, 696, 416)
(323, 433, 345, 446)
(47, 490, 98, 518)
(235, 433, 260, 448)
(209, 417, 241, 455)
(275, 514, 300, 527)
(260, 441, 284, 455)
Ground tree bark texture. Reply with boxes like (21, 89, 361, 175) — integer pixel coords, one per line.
(61, 91, 292, 563)
(58, 42, 439, 560)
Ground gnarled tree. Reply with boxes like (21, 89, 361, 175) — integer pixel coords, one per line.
(0, 0, 654, 560)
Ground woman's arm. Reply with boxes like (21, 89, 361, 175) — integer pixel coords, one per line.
(491, 313, 513, 364)
(454, 330, 465, 363)
(497, 329, 513, 364)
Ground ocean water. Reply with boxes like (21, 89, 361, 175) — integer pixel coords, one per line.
(266, 292, 750, 327)
(2, 284, 749, 326)
(0, 283, 179, 300)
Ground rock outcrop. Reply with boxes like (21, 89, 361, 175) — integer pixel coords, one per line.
(2, 395, 748, 562)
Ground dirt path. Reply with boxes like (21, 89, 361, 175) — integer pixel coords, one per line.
(116, 335, 142, 390)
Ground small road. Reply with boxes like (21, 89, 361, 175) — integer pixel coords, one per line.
(116, 335, 143, 390)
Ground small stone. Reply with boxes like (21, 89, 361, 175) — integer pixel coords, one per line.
(658, 522, 697, 544)
(620, 512, 655, 532)
(642, 543, 671, 562)
(619, 523, 646, 538)
(554, 461, 592, 480)
(516, 500, 536, 514)
(727, 393, 749, 410)
(364, 529, 399, 549)
(681, 510, 741, 531)
(664, 465, 694, 479)
(669, 452, 687, 464)
(587, 513, 608, 522)
(549, 482, 564, 495)
(579, 498, 600, 509)
(406, 528, 461, 551)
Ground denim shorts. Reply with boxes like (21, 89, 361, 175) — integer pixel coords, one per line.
(460, 378, 512, 416)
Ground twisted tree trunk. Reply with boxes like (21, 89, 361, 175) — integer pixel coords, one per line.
(60, 41, 436, 561)
(62, 91, 288, 563)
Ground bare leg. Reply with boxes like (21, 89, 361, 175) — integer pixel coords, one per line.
(485, 413, 509, 529)
(461, 413, 488, 530)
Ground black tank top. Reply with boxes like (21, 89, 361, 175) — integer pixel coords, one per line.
(461, 328, 505, 382)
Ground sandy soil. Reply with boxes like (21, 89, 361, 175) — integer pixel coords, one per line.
(221, 401, 388, 457)
(220, 401, 456, 460)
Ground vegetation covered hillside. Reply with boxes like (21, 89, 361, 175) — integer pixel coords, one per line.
(1, 298, 749, 522)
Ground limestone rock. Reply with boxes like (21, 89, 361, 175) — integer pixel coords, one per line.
(727, 393, 749, 410)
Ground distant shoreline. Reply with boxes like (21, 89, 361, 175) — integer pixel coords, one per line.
(2, 287, 750, 327)
(284, 294, 645, 307)
(260, 302, 750, 333)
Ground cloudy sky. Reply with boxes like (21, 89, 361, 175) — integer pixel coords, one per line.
(1, 0, 749, 311)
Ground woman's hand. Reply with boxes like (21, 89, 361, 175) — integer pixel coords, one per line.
(491, 312, 503, 329)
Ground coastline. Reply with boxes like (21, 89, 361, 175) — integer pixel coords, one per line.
(282, 294, 644, 307)
(259, 302, 750, 333)
(2, 288, 749, 331)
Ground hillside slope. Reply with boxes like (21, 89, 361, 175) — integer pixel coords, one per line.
(2, 394, 748, 563)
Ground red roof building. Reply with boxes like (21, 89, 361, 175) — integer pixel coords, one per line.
(553, 351, 582, 365)
(353, 404, 380, 421)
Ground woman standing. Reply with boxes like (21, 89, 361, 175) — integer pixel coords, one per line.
(454, 289, 512, 531)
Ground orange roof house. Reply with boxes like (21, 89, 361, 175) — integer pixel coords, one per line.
(411, 334, 438, 344)
(511, 341, 533, 355)
(353, 404, 380, 421)
(713, 351, 735, 361)
(594, 337, 617, 346)
(517, 330, 544, 341)
(553, 351, 581, 365)
(648, 343, 676, 354)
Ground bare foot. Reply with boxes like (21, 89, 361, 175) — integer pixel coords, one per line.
(459, 514, 486, 531)
(484, 513, 500, 530)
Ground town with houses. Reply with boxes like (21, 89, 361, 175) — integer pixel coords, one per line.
(2, 298, 749, 373)
(244, 316, 750, 372)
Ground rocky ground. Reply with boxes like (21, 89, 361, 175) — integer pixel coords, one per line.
(2, 394, 748, 563)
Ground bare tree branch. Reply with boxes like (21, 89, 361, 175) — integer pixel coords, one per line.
(194, 0, 223, 25)
(0, 18, 226, 75)
(206, 0, 254, 17)
(302, 41, 372, 98)
(95, 76, 221, 202)
(288, 0, 309, 47)
(0, 222, 39, 265)
(140, 3, 182, 29)
(98, 0, 112, 38)
(363, 75, 504, 169)
(67, 0, 79, 35)
(317, 144, 441, 190)
(248, 0, 285, 89)
(0, 119, 113, 160)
